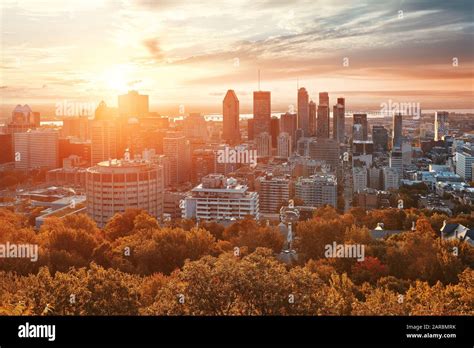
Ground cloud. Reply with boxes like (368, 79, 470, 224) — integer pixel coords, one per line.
(143, 38, 164, 61)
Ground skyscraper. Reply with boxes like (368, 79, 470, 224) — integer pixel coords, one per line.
(280, 112, 297, 146)
(91, 102, 118, 165)
(434, 111, 449, 141)
(255, 132, 272, 158)
(163, 131, 189, 185)
(270, 117, 280, 148)
(392, 113, 403, 149)
(333, 98, 345, 143)
(118, 90, 149, 119)
(319, 92, 329, 107)
(297, 88, 309, 136)
(253, 91, 271, 137)
(308, 100, 317, 137)
(372, 125, 389, 152)
(14, 129, 59, 170)
(222, 90, 241, 145)
(317, 104, 330, 138)
(277, 132, 292, 159)
(353, 114, 368, 141)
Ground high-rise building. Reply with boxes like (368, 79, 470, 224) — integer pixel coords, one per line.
(86, 159, 163, 227)
(383, 167, 400, 190)
(182, 174, 259, 221)
(247, 119, 254, 141)
(389, 150, 403, 178)
(277, 132, 292, 159)
(255, 132, 272, 158)
(14, 129, 59, 170)
(308, 100, 317, 137)
(392, 113, 403, 149)
(297, 88, 309, 136)
(455, 144, 474, 180)
(372, 125, 389, 152)
(91, 101, 118, 165)
(402, 142, 412, 166)
(280, 112, 297, 146)
(353, 114, 368, 141)
(317, 104, 330, 138)
(308, 138, 339, 170)
(183, 113, 207, 139)
(253, 91, 271, 137)
(163, 131, 189, 185)
(333, 98, 345, 143)
(319, 92, 329, 107)
(353, 167, 368, 193)
(270, 117, 280, 148)
(7, 104, 40, 134)
(434, 111, 449, 141)
(222, 90, 241, 145)
(256, 174, 290, 214)
(0, 134, 13, 164)
(295, 174, 337, 208)
(191, 149, 216, 184)
(118, 90, 149, 119)
(61, 116, 89, 140)
(368, 166, 382, 190)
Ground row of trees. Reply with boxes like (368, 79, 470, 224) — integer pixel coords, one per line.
(1, 249, 472, 316)
(0, 206, 472, 315)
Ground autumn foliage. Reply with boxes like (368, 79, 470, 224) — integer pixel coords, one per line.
(0, 207, 472, 316)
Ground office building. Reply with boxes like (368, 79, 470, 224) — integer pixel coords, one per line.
(353, 114, 368, 141)
(295, 174, 337, 208)
(308, 138, 339, 170)
(372, 125, 388, 152)
(297, 88, 309, 136)
(434, 111, 449, 141)
(353, 167, 368, 193)
(14, 129, 59, 170)
(253, 91, 271, 137)
(333, 98, 345, 143)
(255, 132, 272, 158)
(277, 132, 292, 159)
(222, 90, 241, 145)
(392, 113, 403, 149)
(383, 167, 400, 190)
(308, 100, 317, 137)
(118, 90, 149, 119)
(163, 131, 189, 185)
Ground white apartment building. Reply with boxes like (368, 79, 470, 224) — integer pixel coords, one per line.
(182, 174, 259, 221)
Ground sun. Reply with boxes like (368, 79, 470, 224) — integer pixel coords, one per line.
(101, 64, 133, 93)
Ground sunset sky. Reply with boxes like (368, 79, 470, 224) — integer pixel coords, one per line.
(1, 0, 473, 114)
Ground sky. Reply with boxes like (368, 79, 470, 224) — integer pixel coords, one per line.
(1, 0, 473, 114)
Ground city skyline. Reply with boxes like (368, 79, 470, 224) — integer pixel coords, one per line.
(1, 0, 473, 113)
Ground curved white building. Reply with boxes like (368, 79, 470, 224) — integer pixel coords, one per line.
(86, 159, 163, 226)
